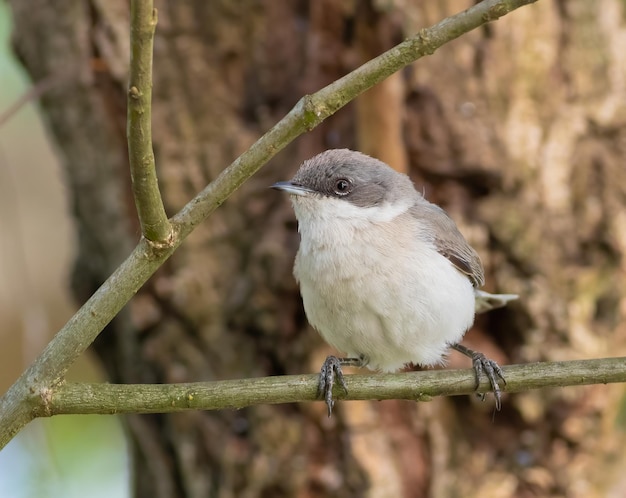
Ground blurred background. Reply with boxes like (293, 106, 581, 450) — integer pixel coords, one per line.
(0, 1, 130, 496)
(1, 0, 626, 497)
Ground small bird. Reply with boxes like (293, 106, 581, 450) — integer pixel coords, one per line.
(273, 149, 517, 415)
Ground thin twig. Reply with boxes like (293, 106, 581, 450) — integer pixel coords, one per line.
(127, 1, 171, 242)
(0, 75, 58, 128)
(41, 358, 626, 416)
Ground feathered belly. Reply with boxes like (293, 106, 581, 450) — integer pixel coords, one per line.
(295, 242, 475, 372)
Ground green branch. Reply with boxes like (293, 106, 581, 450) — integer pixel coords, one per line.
(0, 0, 538, 449)
(39, 358, 626, 416)
(127, 1, 171, 242)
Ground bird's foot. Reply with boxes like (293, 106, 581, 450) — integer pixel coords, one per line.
(318, 355, 366, 417)
(451, 343, 506, 410)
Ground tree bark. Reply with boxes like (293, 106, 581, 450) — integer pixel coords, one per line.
(7, 0, 626, 497)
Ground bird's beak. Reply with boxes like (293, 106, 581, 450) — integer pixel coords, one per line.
(271, 181, 314, 197)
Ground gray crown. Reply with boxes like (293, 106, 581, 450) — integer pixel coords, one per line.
(290, 149, 417, 208)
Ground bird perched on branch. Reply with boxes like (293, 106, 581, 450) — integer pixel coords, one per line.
(273, 149, 517, 415)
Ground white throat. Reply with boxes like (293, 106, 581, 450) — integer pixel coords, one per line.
(291, 195, 413, 240)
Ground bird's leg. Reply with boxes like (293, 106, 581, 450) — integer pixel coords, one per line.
(318, 355, 367, 417)
(451, 343, 506, 410)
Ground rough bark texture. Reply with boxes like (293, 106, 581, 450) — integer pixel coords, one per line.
(7, 0, 626, 497)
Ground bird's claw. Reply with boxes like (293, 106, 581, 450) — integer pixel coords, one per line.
(318, 355, 349, 417)
(452, 343, 506, 410)
(469, 351, 506, 410)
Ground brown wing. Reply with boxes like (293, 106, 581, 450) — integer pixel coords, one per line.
(410, 201, 485, 288)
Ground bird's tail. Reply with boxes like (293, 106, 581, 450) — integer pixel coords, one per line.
(474, 289, 518, 314)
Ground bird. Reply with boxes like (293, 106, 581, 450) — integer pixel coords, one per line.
(272, 149, 517, 415)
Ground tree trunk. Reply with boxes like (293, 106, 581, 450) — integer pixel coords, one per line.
(8, 0, 626, 497)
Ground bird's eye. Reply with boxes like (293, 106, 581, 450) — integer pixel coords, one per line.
(334, 178, 352, 196)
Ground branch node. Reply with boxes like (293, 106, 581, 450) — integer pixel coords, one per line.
(40, 387, 53, 417)
(144, 225, 178, 251)
(299, 94, 325, 130)
(417, 29, 435, 55)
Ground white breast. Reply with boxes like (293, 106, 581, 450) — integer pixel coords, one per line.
(292, 196, 475, 372)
